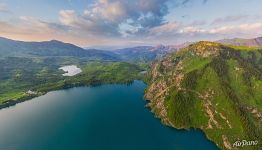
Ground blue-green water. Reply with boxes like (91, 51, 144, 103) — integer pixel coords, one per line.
(0, 81, 218, 150)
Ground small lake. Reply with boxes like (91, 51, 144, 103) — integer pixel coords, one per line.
(59, 65, 82, 76)
(0, 81, 218, 150)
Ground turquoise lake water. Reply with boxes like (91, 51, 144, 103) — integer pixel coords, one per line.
(0, 81, 218, 150)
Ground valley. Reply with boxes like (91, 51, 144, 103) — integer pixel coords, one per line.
(0, 37, 262, 150)
(0, 37, 155, 105)
(1, 1, 262, 149)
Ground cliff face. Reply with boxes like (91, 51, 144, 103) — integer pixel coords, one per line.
(145, 41, 262, 150)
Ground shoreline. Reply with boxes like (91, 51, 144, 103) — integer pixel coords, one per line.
(0, 94, 42, 110)
(0, 80, 143, 111)
(145, 99, 221, 149)
(0, 80, 219, 149)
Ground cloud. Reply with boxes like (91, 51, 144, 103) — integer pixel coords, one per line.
(59, 0, 175, 37)
(174, 0, 208, 6)
(1, 15, 150, 47)
(181, 0, 190, 5)
(2, 0, 260, 47)
(188, 23, 262, 37)
(0, 0, 190, 47)
(145, 21, 262, 44)
(188, 20, 207, 26)
(149, 21, 208, 37)
(0, 17, 104, 46)
(202, 0, 208, 4)
(0, 3, 9, 13)
(149, 22, 180, 35)
(208, 23, 262, 36)
(211, 15, 248, 25)
(59, 9, 120, 37)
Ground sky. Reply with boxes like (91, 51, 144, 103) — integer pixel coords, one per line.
(1, 0, 262, 48)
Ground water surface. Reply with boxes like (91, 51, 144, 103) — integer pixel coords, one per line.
(0, 81, 218, 150)
(59, 65, 82, 76)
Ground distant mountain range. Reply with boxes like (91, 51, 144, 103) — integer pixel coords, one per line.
(0, 37, 177, 62)
(217, 37, 262, 47)
(0, 37, 119, 61)
(114, 45, 177, 62)
(2, 36, 262, 63)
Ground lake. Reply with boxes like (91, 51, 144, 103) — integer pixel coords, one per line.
(59, 65, 82, 76)
(0, 81, 218, 150)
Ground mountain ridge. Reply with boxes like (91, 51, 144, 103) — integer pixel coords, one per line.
(217, 37, 262, 47)
(0, 37, 121, 61)
(145, 41, 262, 150)
(0, 37, 179, 62)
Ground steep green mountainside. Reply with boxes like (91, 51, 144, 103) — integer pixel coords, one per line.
(145, 41, 262, 150)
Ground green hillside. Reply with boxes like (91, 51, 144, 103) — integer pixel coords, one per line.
(145, 41, 262, 150)
(0, 37, 178, 105)
(0, 56, 145, 104)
